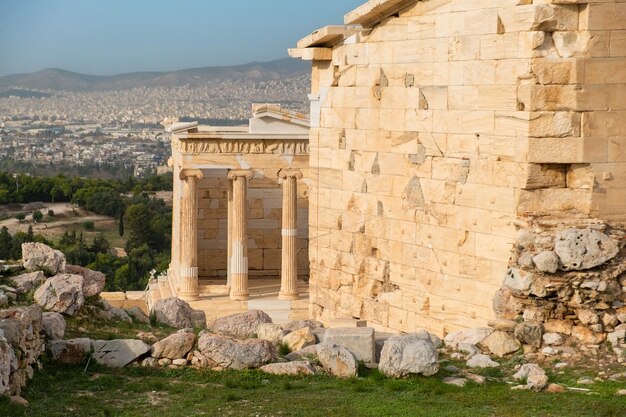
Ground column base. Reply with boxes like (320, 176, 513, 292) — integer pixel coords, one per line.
(229, 292, 250, 301)
(278, 291, 300, 301)
(178, 292, 200, 302)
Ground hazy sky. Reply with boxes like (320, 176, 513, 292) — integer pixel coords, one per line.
(0, 0, 364, 76)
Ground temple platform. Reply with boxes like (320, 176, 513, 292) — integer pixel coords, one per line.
(103, 277, 310, 325)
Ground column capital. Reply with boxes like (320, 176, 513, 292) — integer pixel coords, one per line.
(179, 168, 204, 181)
(278, 168, 303, 180)
(228, 169, 254, 180)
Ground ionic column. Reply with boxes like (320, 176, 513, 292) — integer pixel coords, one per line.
(178, 168, 203, 301)
(228, 169, 253, 301)
(226, 178, 233, 288)
(278, 169, 303, 300)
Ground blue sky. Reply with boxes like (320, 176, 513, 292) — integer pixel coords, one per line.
(0, 0, 365, 76)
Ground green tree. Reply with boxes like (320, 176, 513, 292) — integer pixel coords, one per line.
(118, 211, 124, 237)
(90, 233, 110, 255)
(15, 213, 25, 222)
(32, 210, 44, 222)
(0, 226, 13, 260)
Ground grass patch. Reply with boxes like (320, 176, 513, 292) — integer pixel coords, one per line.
(3, 361, 624, 417)
(64, 310, 175, 341)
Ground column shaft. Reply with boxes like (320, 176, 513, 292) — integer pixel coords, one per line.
(178, 170, 202, 301)
(226, 179, 233, 288)
(228, 170, 253, 300)
(279, 169, 302, 300)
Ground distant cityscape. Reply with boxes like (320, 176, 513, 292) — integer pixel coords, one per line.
(0, 63, 310, 177)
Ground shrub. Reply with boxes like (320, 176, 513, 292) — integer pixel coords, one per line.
(82, 220, 95, 231)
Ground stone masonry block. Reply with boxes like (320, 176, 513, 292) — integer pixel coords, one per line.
(323, 327, 376, 362)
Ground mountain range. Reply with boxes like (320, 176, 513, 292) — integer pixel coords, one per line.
(0, 58, 310, 92)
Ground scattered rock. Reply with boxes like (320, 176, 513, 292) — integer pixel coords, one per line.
(283, 327, 316, 352)
(126, 306, 150, 324)
(9, 271, 45, 294)
(317, 343, 358, 378)
(257, 323, 287, 345)
(210, 310, 272, 339)
(285, 345, 319, 362)
(172, 358, 188, 366)
(197, 332, 275, 370)
(546, 383, 565, 393)
(48, 338, 91, 364)
(141, 357, 158, 367)
(554, 228, 618, 271)
(0, 291, 8, 308)
(379, 333, 439, 378)
(10, 395, 28, 406)
(260, 361, 316, 376)
(542, 332, 564, 346)
(21, 242, 66, 274)
(104, 307, 133, 323)
(151, 297, 197, 329)
(607, 330, 626, 346)
(532, 251, 560, 274)
(65, 264, 106, 297)
(33, 274, 84, 315)
(514, 322, 543, 348)
(158, 358, 172, 367)
(616, 389, 626, 396)
(152, 331, 196, 360)
(443, 377, 467, 387)
(514, 363, 548, 391)
(322, 327, 376, 362)
(41, 312, 66, 340)
(136, 332, 158, 343)
(0, 334, 17, 395)
(542, 347, 559, 356)
(282, 319, 324, 333)
(456, 343, 480, 357)
(577, 377, 594, 385)
(92, 339, 151, 368)
(444, 327, 493, 349)
(466, 354, 499, 369)
(480, 331, 520, 357)
(517, 229, 537, 249)
(463, 372, 486, 384)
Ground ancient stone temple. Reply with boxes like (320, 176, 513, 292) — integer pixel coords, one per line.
(166, 104, 309, 304)
(290, 0, 626, 339)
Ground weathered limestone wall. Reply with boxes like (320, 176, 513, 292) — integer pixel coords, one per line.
(196, 172, 309, 279)
(306, 0, 626, 337)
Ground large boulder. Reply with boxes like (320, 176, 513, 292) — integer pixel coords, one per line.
(379, 333, 439, 378)
(317, 343, 358, 378)
(257, 323, 287, 345)
(151, 297, 204, 329)
(513, 363, 548, 391)
(21, 242, 66, 274)
(151, 330, 196, 360)
(283, 327, 316, 352)
(444, 327, 493, 349)
(285, 345, 319, 362)
(197, 332, 275, 370)
(33, 274, 84, 316)
(41, 312, 66, 340)
(322, 327, 376, 362)
(466, 354, 500, 368)
(480, 331, 521, 357)
(210, 310, 273, 339)
(65, 264, 106, 297)
(555, 228, 619, 271)
(127, 307, 150, 324)
(48, 338, 91, 364)
(91, 339, 151, 368)
(514, 322, 543, 348)
(9, 271, 45, 294)
(260, 361, 315, 376)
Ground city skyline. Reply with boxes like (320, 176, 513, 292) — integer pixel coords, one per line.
(0, 0, 364, 77)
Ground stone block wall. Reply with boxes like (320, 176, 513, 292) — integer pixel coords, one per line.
(196, 171, 309, 279)
(305, 0, 626, 337)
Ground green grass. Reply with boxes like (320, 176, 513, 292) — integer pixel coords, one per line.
(1, 362, 624, 417)
(64, 309, 176, 341)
